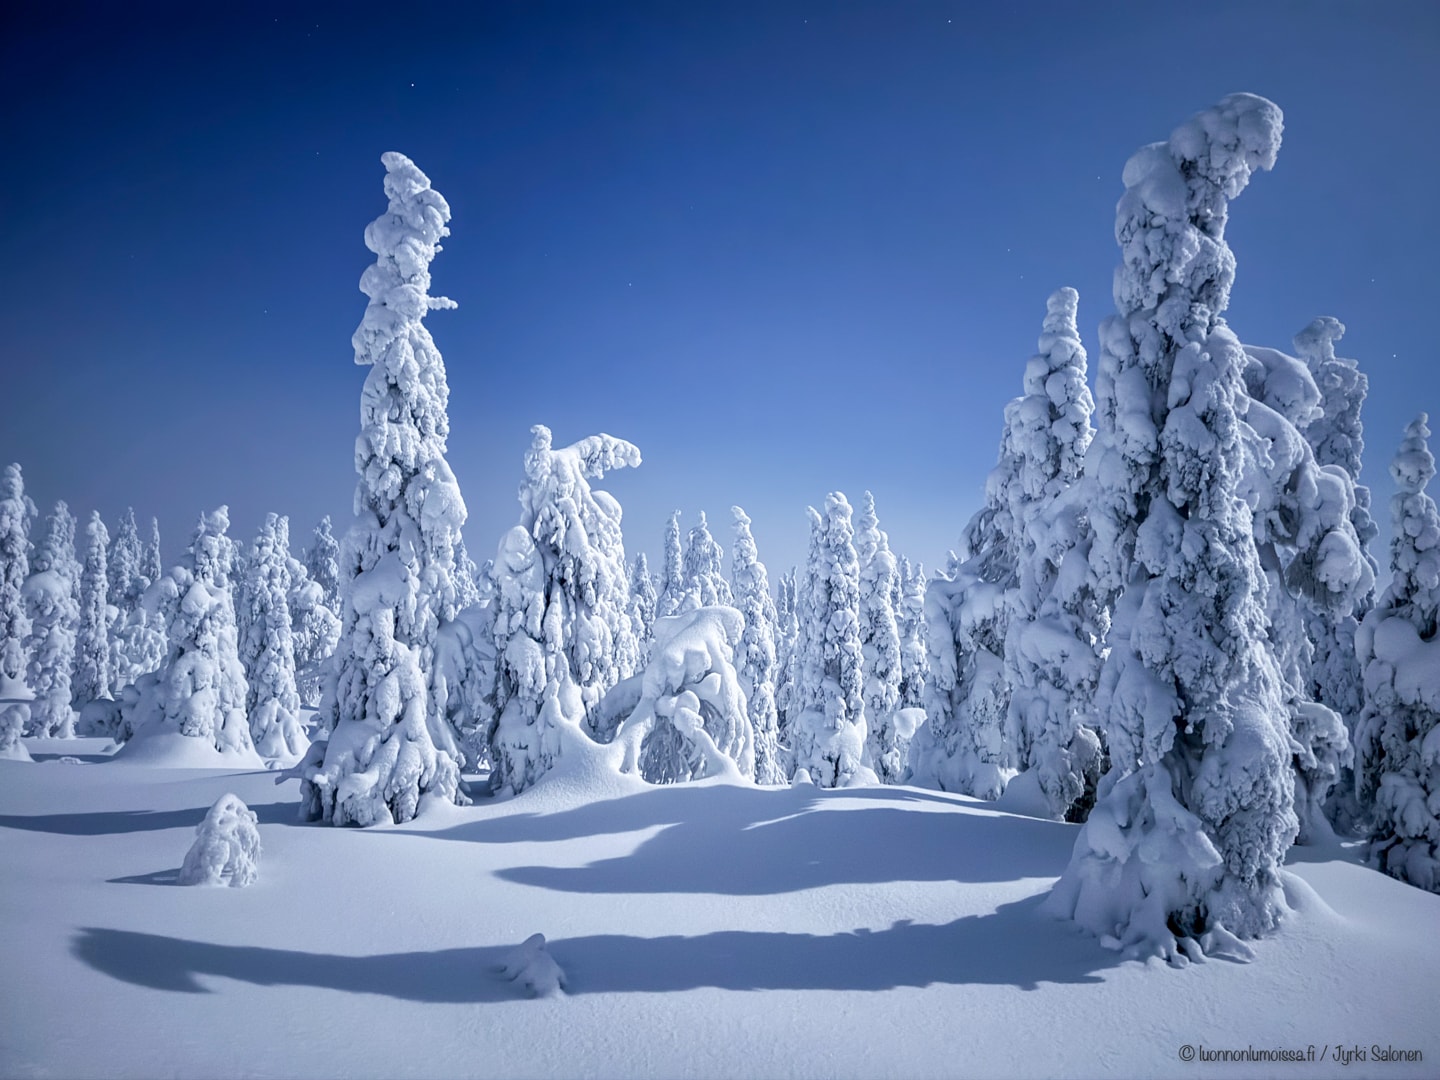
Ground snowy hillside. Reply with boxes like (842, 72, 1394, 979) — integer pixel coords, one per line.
(1, 743, 1433, 1079)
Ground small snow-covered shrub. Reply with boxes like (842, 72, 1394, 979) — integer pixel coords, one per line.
(178, 793, 261, 887)
(1, 702, 31, 761)
(498, 933, 566, 997)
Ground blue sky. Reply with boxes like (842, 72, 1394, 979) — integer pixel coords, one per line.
(1, 1, 1436, 582)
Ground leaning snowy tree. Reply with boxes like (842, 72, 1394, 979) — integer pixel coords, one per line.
(72, 511, 112, 708)
(790, 494, 871, 787)
(855, 492, 905, 783)
(731, 506, 782, 783)
(0, 464, 33, 686)
(1002, 288, 1105, 822)
(300, 152, 468, 825)
(1353, 415, 1440, 892)
(487, 425, 641, 794)
(23, 502, 79, 737)
(239, 514, 307, 764)
(1043, 94, 1299, 961)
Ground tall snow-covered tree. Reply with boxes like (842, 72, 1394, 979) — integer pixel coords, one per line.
(680, 511, 732, 611)
(628, 552, 657, 666)
(143, 517, 163, 587)
(855, 492, 905, 783)
(123, 507, 255, 758)
(240, 514, 306, 763)
(23, 502, 79, 736)
(304, 515, 341, 614)
(1001, 288, 1104, 821)
(895, 557, 928, 712)
(655, 511, 685, 619)
(0, 464, 33, 685)
(773, 566, 800, 754)
(790, 494, 870, 787)
(730, 506, 780, 783)
(488, 425, 641, 794)
(301, 152, 467, 825)
(1043, 94, 1296, 960)
(73, 511, 112, 707)
(106, 508, 148, 619)
(1354, 415, 1440, 892)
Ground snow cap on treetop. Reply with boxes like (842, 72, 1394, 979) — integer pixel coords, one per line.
(1392, 414, 1434, 495)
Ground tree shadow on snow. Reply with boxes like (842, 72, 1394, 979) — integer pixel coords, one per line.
(0, 800, 298, 837)
(107, 868, 182, 886)
(72, 899, 1115, 998)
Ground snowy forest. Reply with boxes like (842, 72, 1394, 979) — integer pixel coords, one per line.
(3, 89, 1437, 1077)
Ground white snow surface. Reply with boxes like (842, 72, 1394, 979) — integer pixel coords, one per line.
(0, 742, 1435, 1078)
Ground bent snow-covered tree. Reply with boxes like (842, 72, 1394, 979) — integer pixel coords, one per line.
(1354, 415, 1440, 892)
(487, 425, 641, 794)
(302, 152, 467, 825)
(1002, 288, 1105, 822)
(1043, 94, 1297, 960)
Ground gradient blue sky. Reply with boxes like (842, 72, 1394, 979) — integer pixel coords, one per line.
(2, 1, 1436, 582)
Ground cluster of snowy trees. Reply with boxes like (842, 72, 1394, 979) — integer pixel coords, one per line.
(7, 109, 1435, 966)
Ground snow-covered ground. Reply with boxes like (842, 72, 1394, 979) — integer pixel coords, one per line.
(1, 739, 1435, 1079)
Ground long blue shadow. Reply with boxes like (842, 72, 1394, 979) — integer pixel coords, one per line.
(72, 899, 1113, 998)
(0, 800, 299, 836)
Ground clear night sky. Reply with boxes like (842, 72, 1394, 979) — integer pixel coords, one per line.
(2, 2, 1436, 582)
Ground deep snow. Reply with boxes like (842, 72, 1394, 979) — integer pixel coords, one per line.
(0, 736, 1435, 1079)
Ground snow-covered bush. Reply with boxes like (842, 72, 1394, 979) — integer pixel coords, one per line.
(0, 464, 32, 686)
(0, 702, 31, 760)
(302, 153, 468, 825)
(177, 793, 261, 888)
(240, 514, 307, 765)
(855, 493, 904, 783)
(615, 605, 754, 783)
(499, 933, 567, 998)
(790, 495, 871, 788)
(1002, 288, 1104, 822)
(24, 502, 80, 738)
(124, 507, 255, 758)
(487, 426, 641, 793)
(730, 506, 781, 783)
(1044, 94, 1297, 961)
(72, 511, 112, 709)
(1354, 415, 1440, 892)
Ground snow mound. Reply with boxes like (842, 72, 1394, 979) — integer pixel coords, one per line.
(112, 728, 264, 770)
(178, 793, 261, 887)
(498, 933, 567, 998)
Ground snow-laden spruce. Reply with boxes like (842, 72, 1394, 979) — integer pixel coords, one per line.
(730, 506, 782, 783)
(1241, 340, 1373, 844)
(680, 511, 733, 611)
(0, 464, 32, 686)
(72, 511, 112, 709)
(24, 502, 80, 737)
(285, 519, 340, 710)
(1354, 415, 1440, 892)
(628, 552, 657, 667)
(790, 494, 872, 787)
(1044, 93, 1295, 960)
(178, 793, 262, 888)
(122, 507, 256, 759)
(772, 567, 800, 755)
(615, 605, 755, 782)
(142, 518, 163, 588)
(1001, 287, 1105, 821)
(894, 557, 928, 712)
(239, 514, 307, 765)
(655, 511, 686, 619)
(487, 425, 641, 794)
(304, 516, 341, 614)
(105, 508, 153, 695)
(910, 387, 1025, 799)
(302, 153, 468, 825)
(855, 492, 905, 783)
(0, 702, 30, 760)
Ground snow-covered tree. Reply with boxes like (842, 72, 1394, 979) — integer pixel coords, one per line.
(304, 515, 341, 614)
(1354, 415, 1440, 892)
(0, 464, 33, 685)
(301, 153, 468, 825)
(123, 507, 255, 758)
(73, 511, 112, 707)
(773, 566, 800, 751)
(239, 514, 306, 764)
(143, 517, 163, 587)
(454, 535, 483, 611)
(790, 494, 870, 787)
(1044, 94, 1296, 959)
(854, 493, 905, 783)
(615, 605, 755, 783)
(628, 552, 658, 666)
(680, 511, 733, 611)
(487, 425, 641, 794)
(1001, 288, 1104, 821)
(655, 511, 686, 619)
(895, 558, 928, 712)
(730, 506, 780, 783)
(178, 793, 262, 888)
(107, 509, 148, 619)
(23, 502, 79, 736)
